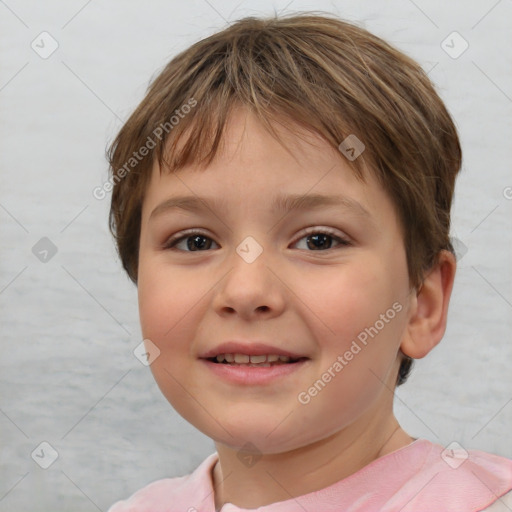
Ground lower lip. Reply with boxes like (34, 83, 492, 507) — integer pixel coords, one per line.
(200, 359, 308, 385)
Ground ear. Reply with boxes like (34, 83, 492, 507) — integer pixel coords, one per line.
(400, 250, 457, 359)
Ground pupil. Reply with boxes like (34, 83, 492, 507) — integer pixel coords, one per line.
(307, 233, 331, 250)
(187, 235, 210, 251)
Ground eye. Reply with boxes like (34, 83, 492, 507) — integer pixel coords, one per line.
(292, 227, 351, 251)
(162, 227, 351, 252)
(163, 230, 218, 252)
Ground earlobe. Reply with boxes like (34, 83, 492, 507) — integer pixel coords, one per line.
(400, 250, 457, 359)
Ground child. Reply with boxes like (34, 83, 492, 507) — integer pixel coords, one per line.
(106, 13, 512, 512)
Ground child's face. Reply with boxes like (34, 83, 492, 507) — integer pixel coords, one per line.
(138, 107, 414, 454)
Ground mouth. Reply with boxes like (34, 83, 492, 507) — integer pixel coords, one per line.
(206, 353, 309, 367)
(201, 353, 309, 385)
(199, 341, 310, 384)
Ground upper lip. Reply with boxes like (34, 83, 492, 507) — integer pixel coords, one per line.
(199, 341, 308, 360)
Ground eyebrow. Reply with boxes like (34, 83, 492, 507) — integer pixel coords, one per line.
(149, 193, 372, 221)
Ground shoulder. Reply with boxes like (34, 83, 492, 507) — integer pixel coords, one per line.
(106, 453, 218, 512)
(395, 441, 512, 512)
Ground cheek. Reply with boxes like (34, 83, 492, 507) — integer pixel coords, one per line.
(297, 257, 404, 340)
(137, 263, 167, 339)
(297, 254, 409, 400)
(137, 262, 205, 416)
(137, 260, 195, 347)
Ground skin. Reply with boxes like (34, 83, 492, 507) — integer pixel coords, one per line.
(137, 107, 456, 509)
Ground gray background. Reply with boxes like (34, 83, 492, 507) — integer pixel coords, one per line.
(1, 0, 511, 510)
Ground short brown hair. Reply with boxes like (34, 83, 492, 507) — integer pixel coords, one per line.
(107, 12, 462, 386)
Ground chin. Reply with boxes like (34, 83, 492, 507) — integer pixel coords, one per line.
(191, 412, 298, 452)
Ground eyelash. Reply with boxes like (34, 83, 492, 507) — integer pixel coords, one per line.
(162, 227, 351, 252)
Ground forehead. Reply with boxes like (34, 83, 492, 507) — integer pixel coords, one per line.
(157, 106, 375, 182)
(140, 108, 401, 239)
(150, 108, 363, 187)
(158, 104, 372, 175)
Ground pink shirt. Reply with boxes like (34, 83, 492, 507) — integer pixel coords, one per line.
(108, 439, 512, 511)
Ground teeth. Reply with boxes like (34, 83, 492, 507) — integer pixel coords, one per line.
(234, 354, 250, 363)
(250, 355, 267, 363)
(212, 353, 297, 365)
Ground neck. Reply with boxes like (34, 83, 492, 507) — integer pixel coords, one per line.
(212, 413, 414, 510)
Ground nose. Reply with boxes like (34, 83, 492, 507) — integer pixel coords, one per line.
(212, 242, 287, 321)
